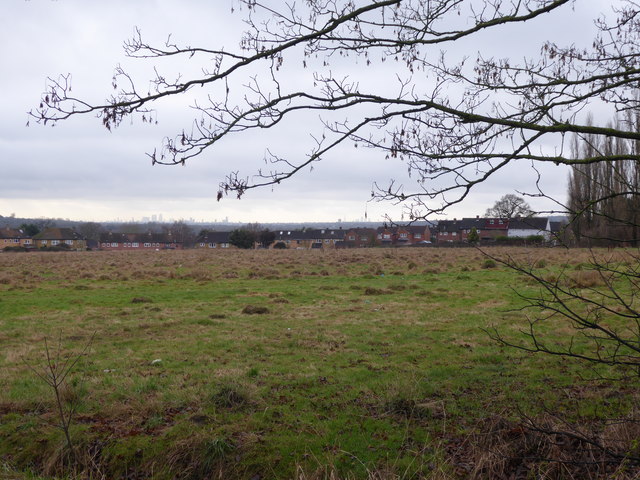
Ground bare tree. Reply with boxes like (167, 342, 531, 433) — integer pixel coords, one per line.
(163, 221, 195, 246)
(77, 222, 104, 243)
(24, 333, 95, 474)
(484, 194, 533, 219)
(30, 1, 640, 218)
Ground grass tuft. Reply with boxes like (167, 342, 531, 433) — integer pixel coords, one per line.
(210, 382, 253, 410)
(481, 259, 497, 269)
(242, 304, 270, 314)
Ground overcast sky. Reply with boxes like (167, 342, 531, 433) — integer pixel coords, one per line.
(0, 1, 611, 223)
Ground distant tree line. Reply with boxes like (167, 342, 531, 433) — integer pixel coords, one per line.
(6, 219, 201, 247)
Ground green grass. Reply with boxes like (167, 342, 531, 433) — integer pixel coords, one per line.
(0, 248, 637, 479)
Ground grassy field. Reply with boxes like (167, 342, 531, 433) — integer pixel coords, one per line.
(0, 247, 637, 479)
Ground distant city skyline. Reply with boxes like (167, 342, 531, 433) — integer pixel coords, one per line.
(0, 211, 386, 226)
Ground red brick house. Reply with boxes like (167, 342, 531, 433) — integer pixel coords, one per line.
(436, 218, 485, 243)
(377, 227, 394, 246)
(481, 218, 509, 240)
(344, 228, 378, 248)
(398, 225, 431, 245)
(376, 225, 431, 246)
(436, 217, 510, 243)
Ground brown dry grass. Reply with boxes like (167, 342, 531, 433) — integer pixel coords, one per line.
(1, 246, 639, 479)
(447, 413, 640, 480)
(0, 246, 628, 287)
(568, 270, 607, 288)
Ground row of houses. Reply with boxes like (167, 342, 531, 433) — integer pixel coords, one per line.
(0, 225, 432, 251)
(1, 217, 563, 252)
(0, 227, 87, 250)
(195, 219, 561, 249)
(436, 217, 560, 243)
(98, 232, 184, 250)
(195, 225, 431, 249)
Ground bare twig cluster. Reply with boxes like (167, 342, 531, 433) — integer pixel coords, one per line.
(23, 332, 95, 473)
(485, 249, 640, 373)
(29, 1, 640, 217)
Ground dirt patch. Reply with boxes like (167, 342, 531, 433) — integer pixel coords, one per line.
(271, 297, 289, 304)
(131, 297, 153, 304)
(241, 305, 270, 315)
(364, 287, 391, 295)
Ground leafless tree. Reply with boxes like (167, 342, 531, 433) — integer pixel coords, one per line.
(484, 194, 533, 219)
(30, 0, 640, 217)
(568, 114, 640, 246)
(24, 333, 95, 474)
(77, 221, 104, 243)
(163, 220, 195, 246)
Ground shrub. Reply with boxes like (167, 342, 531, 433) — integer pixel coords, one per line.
(482, 259, 497, 269)
(3, 246, 29, 252)
(229, 229, 256, 249)
(526, 235, 545, 243)
(39, 244, 71, 252)
(467, 227, 480, 244)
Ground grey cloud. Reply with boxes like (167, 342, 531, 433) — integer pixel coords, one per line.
(0, 1, 604, 221)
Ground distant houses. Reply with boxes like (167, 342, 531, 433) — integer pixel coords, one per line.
(0, 227, 33, 249)
(344, 228, 378, 248)
(0, 217, 565, 252)
(194, 231, 232, 249)
(374, 225, 432, 246)
(98, 232, 184, 250)
(508, 217, 551, 240)
(32, 227, 88, 250)
(437, 217, 507, 243)
(436, 217, 554, 243)
(271, 228, 346, 249)
(267, 225, 432, 249)
(0, 227, 88, 251)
